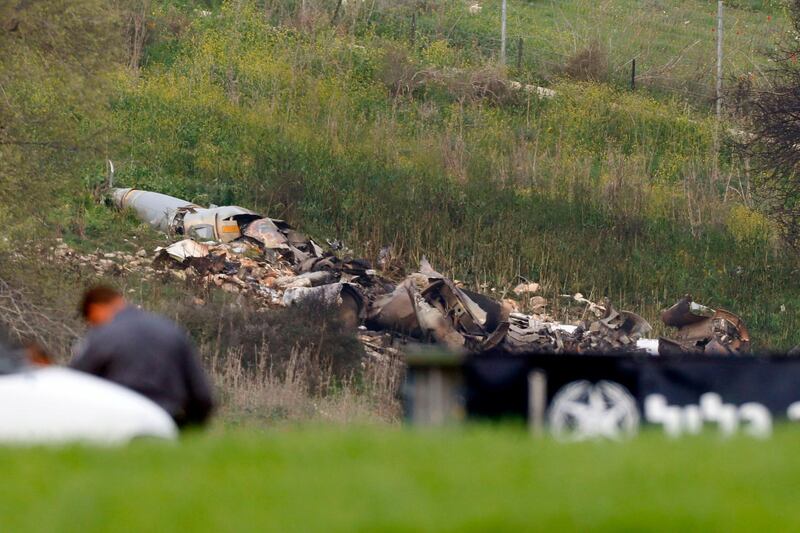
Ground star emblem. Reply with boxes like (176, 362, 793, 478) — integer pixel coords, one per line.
(548, 380, 639, 442)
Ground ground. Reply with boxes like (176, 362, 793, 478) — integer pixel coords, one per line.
(3, 425, 800, 532)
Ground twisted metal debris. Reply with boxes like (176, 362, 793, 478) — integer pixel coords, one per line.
(103, 188, 750, 359)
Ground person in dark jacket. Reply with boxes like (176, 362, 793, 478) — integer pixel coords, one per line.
(0, 328, 24, 374)
(70, 286, 214, 427)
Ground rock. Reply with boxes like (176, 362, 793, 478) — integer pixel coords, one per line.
(514, 282, 540, 295)
(529, 296, 548, 312)
(221, 282, 240, 293)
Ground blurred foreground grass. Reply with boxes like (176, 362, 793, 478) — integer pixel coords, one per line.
(3, 425, 800, 532)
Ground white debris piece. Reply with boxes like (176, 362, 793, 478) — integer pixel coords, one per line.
(283, 283, 348, 307)
(636, 338, 660, 355)
(513, 282, 540, 295)
(156, 239, 210, 261)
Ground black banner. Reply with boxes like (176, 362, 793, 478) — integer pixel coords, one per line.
(464, 354, 800, 439)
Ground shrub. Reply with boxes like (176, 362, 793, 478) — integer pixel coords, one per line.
(564, 40, 609, 83)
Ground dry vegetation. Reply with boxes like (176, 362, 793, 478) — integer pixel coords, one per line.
(209, 345, 402, 425)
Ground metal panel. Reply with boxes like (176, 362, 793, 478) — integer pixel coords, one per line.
(110, 188, 196, 233)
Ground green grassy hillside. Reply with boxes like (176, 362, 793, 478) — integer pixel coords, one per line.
(108, 0, 797, 347)
(2, 0, 798, 349)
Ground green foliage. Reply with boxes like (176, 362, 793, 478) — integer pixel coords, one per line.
(0, 0, 124, 243)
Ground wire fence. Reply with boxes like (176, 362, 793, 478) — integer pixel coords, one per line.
(356, 6, 781, 115)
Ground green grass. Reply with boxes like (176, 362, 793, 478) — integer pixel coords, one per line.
(3, 426, 800, 532)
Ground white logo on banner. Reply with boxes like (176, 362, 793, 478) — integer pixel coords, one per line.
(645, 393, 773, 438)
(545, 380, 800, 439)
(546, 383, 794, 439)
(548, 380, 639, 442)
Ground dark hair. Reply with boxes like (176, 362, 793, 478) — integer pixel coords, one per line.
(80, 285, 122, 318)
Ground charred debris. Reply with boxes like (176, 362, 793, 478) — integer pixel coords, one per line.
(100, 187, 750, 360)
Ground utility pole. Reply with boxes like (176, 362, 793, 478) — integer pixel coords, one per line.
(713, 0, 723, 182)
(500, 0, 507, 64)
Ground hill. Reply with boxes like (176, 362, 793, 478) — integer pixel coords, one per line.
(98, 1, 800, 345)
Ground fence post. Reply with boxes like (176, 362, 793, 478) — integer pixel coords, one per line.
(528, 370, 547, 437)
(631, 58, 636, 91)
(500, 0, 507, 64)
(516, 37, 523, 70)
(404, 348, 465, 426)
(713, 0, 724, 183)
(331, 0, 343, 24)
(411, 12, 416, 47)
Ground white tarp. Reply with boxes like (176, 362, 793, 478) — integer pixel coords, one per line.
(0, 367, 177, 445)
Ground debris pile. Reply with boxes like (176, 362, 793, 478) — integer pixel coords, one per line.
(504, 313, 565, 354)
(153, 238, 295, 305)
(365, 259, 511, 353)
(52, 240, 157, 278)
(71, 187, 752, 359)
(566, 299, 653, 353)
(659, 295, 750, 356)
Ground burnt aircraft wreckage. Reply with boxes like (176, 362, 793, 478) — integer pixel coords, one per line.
(108, 187, 750, 358)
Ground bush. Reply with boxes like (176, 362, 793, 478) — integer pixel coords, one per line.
(564, 40, 609, 82)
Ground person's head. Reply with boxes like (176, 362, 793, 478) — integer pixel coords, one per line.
(25, 342, 53, 366)
(81, 285, 125, 327)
